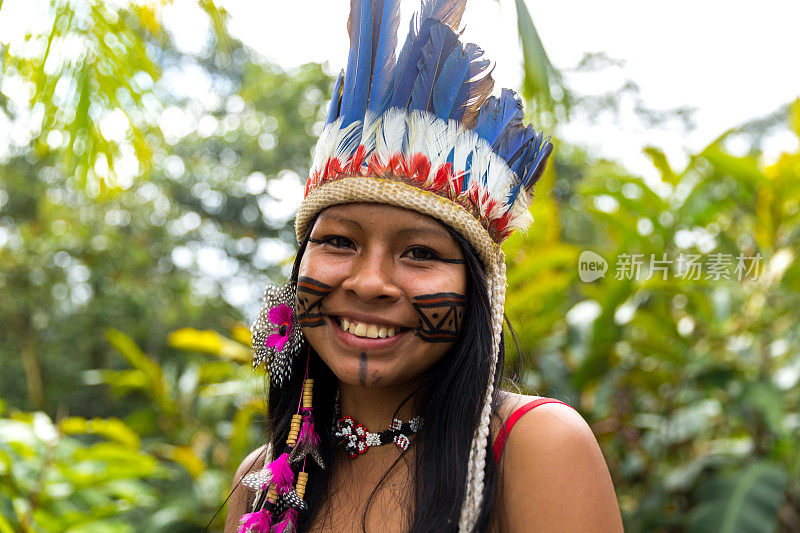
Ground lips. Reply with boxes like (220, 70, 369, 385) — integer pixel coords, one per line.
(327, 315, 412, 350)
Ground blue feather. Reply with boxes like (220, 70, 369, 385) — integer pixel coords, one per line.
(367, 0, 401, 114)
(432, 43, 467, 120)
(410, 22, 459, 113)
(448, 43, 493, 124)
(420, 0, 467, 30)
(340, 0, 374, 128)
(505, 132, 553, 204)
(437, 42, 491, 122)
(462, 151, 473, 191)
(506, 181, 524, 204)
(522, 136, 553, 188)
(391, 17, 435, 109)
(473, 88, 523, 147)
(391, 0, 467, 110)
(495, 124, 534, 162)
(326, 70, 345, 125)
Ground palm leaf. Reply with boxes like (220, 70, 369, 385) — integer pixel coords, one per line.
(687, 462, 788, 533)
(514, 0, 552, 109)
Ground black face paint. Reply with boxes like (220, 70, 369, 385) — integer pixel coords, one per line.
(296, 276, 334, 328)
(359, 352, 368, 386)
(438, 257, 465, 264)
(412, 292, 465, 343)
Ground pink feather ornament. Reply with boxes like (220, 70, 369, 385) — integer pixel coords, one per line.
(271, 508, 298, 533)
(298, 409, 320, 447)
(238, 510, 272, 533)
(267, 452, 295, 493)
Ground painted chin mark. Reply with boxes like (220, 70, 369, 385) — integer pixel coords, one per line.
(296, 276, 333, 328)
(412, 292, 465, 343)
(359, 351, 368, 386)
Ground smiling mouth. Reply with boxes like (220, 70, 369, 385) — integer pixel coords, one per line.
(331, 316, 410, 339)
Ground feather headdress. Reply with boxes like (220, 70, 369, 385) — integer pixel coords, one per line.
(299, 0, 552, 244)
(293, 1, 554, 531)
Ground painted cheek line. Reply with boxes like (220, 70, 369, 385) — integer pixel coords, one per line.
(411, 292, 465, 344)
(296, 275, 334, 329)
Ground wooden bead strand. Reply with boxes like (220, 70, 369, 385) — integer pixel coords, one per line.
(295, 471, 309, 500)
(266, 483, 278, 505)
(287, 413, 302, 447)
(302, 379, 314, 409)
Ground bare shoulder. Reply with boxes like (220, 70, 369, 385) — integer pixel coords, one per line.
(494, 392, 623, 532)
(224, 444, 270, 533)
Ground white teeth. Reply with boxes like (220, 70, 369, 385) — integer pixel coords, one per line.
(339, 318, 400, 339)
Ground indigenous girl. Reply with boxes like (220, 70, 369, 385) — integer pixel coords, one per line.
(226, 1, 622, 531)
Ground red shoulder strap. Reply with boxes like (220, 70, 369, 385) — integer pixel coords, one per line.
(492, 398, 574, 463)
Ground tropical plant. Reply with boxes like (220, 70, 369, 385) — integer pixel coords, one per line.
(503, 100, 800, 531)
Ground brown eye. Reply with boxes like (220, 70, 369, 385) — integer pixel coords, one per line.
(326, 236, 354, 249)
(405, 246, 439, 261)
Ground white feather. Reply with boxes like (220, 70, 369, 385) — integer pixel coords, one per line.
(375, 108, 406, 165)
(453, 129, 479, 192)
(310, 118, 344, 174)
(332, 120, 362, 164)
(360, 110, 382, 155)
(406, 110, 438, 157)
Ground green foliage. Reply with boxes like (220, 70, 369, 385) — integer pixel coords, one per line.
(514, 0, 553, 110)
(0, 411, 161, 531)
(0, 4, 331, 416)
(97, 326, 263, 530)
(688, 461, 789, 533)
(0, 0, 229, 191)
(503, 105, 800, 530)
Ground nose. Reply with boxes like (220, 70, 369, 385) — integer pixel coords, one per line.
(340, 243, 402, 302)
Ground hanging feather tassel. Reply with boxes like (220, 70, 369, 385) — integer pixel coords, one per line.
(298, 410, 321, 448)
(290, 409, 325, 468)
(271, 508, 298, 533)
(238, 510, 272, 533)
(241, 467, 273, 492)
(266, 451, 295, 494)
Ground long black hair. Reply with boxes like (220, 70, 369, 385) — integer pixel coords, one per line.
(267, 215, 505, 532)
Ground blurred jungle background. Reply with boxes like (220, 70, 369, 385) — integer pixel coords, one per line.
(1, 0, 798, 531)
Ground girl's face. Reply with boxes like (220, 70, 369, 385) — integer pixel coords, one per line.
(297, 203, 467, 390)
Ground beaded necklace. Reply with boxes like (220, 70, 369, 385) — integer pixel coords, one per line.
(334, 413, 422, 458)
